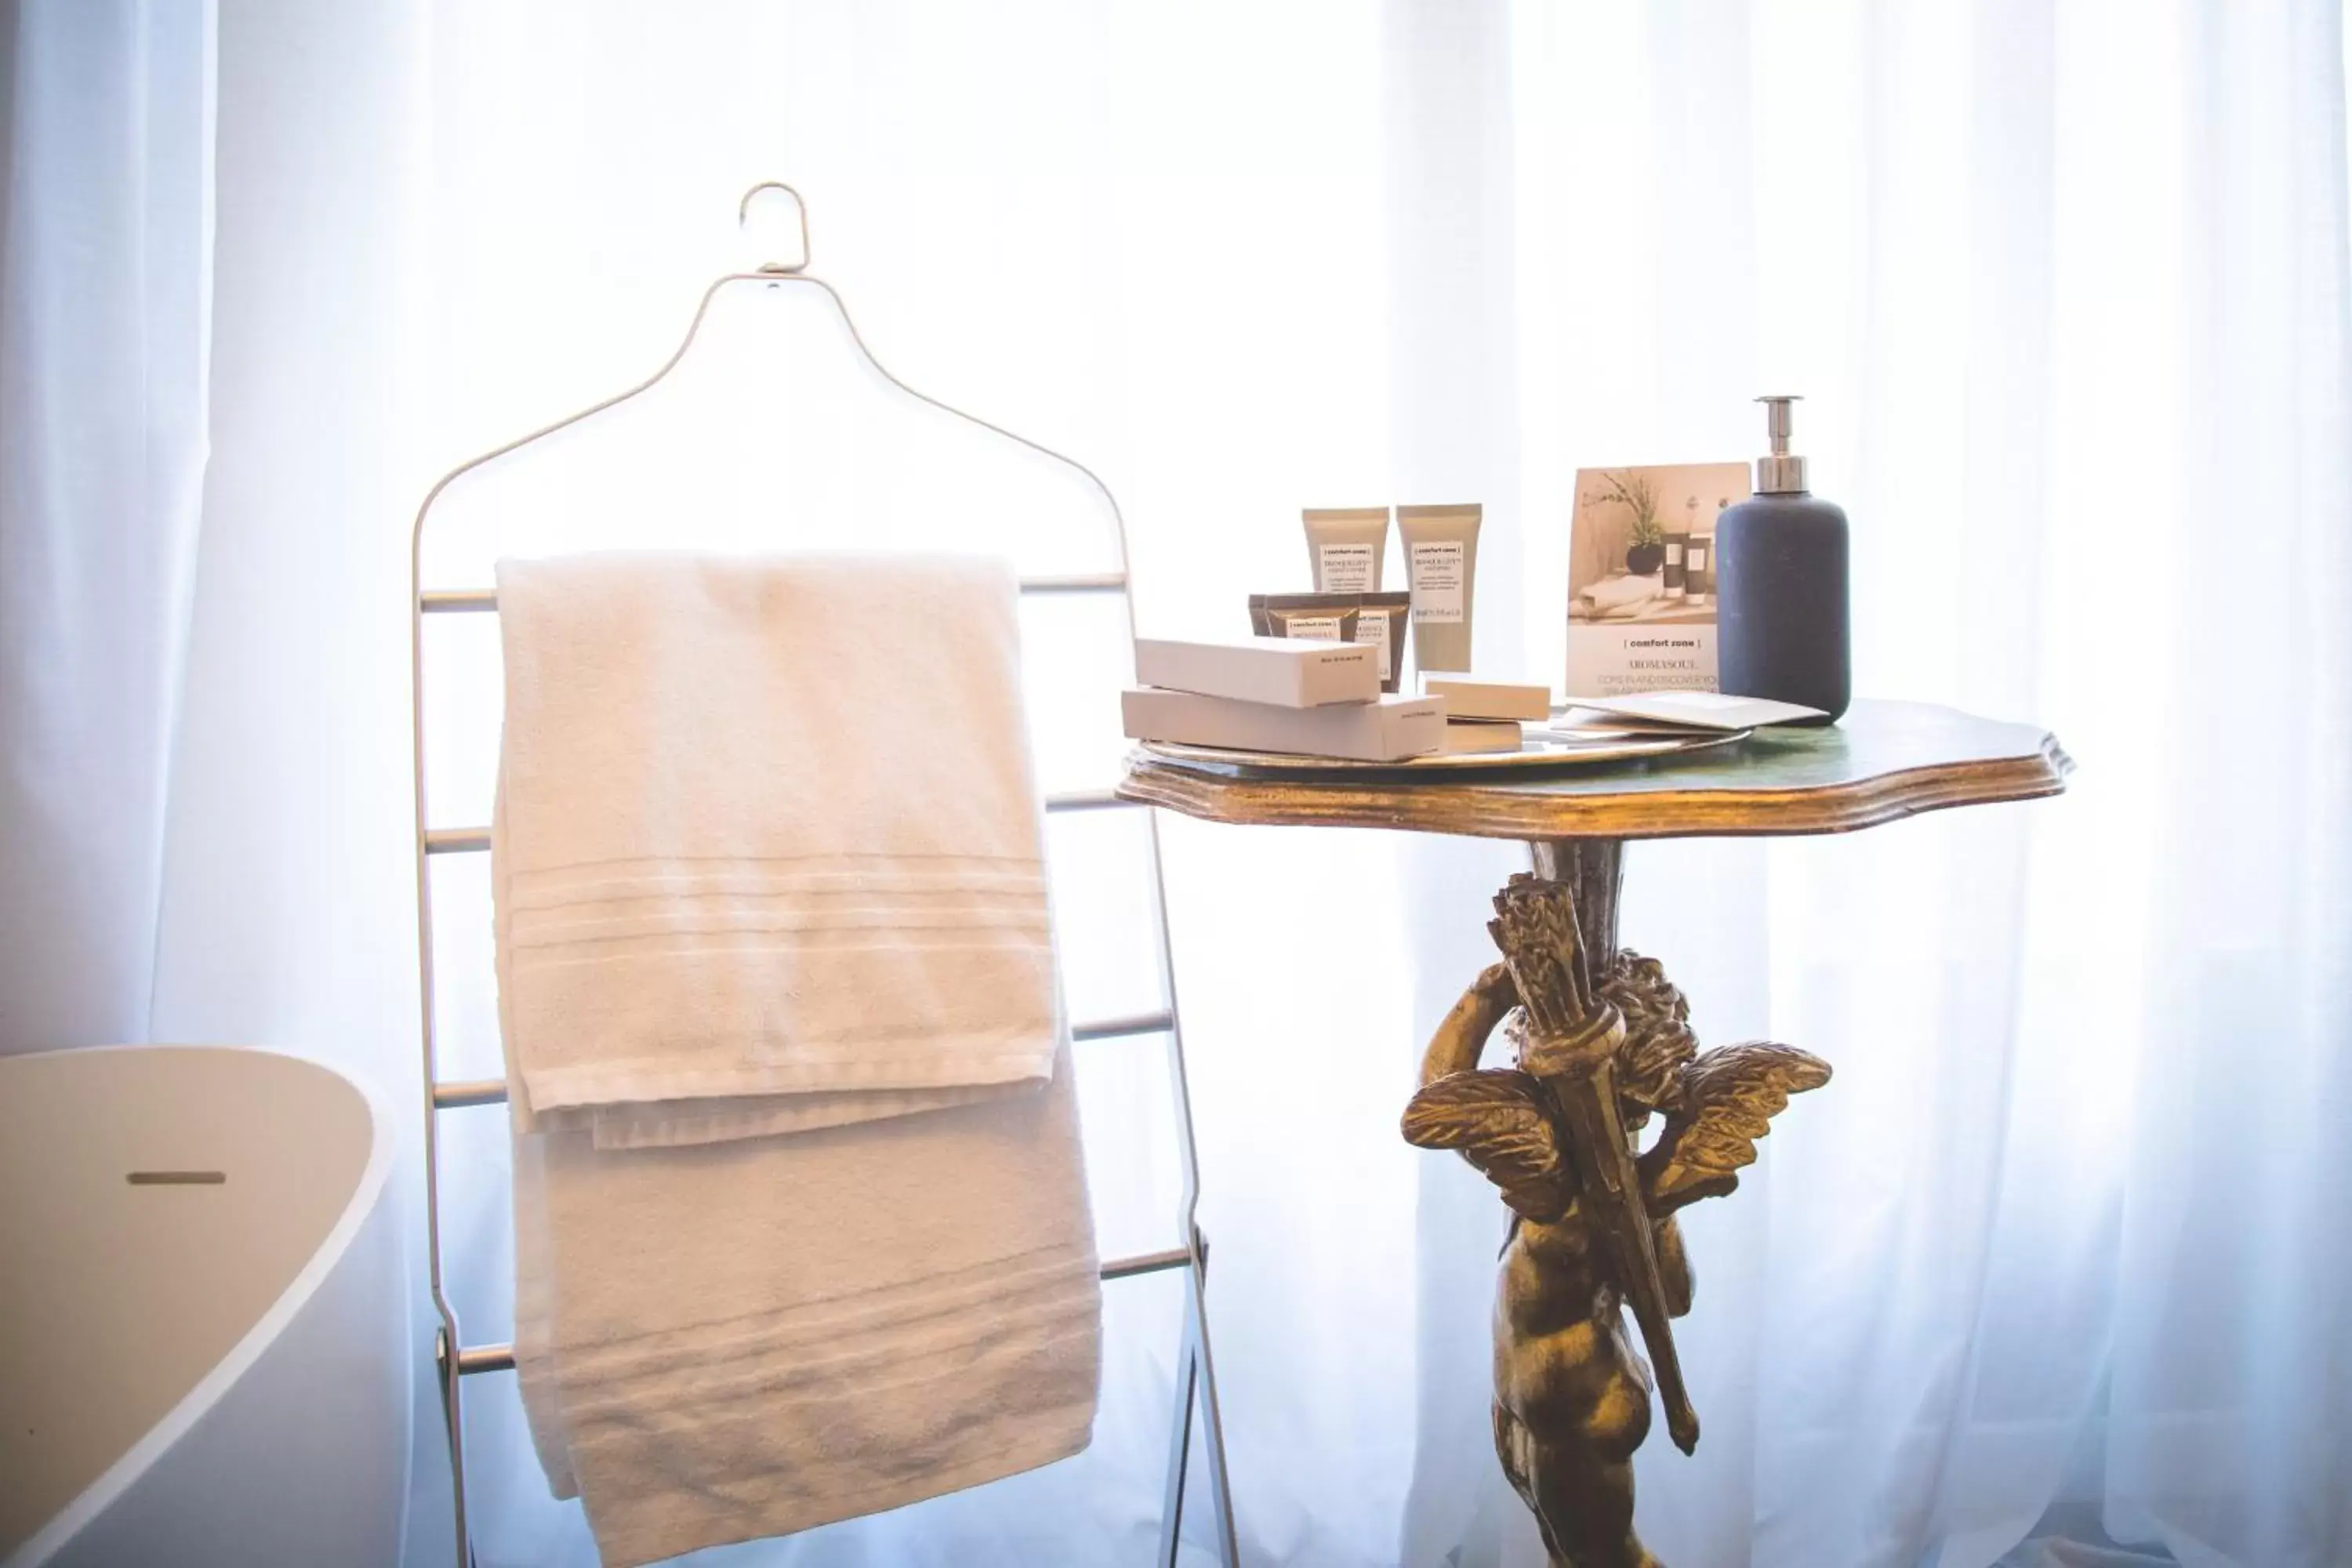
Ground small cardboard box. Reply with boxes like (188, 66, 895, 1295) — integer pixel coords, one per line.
(1421, 676, 1552, 722)
(1441, 718, 1526, 753)
(1134, 635, 1382, 709)
(1122, 688, 1446, 761)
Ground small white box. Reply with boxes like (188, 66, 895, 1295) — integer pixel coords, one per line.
(1134, 635, 1382, 709)
(1123, 688, 1446, 761)
(1442, 718, 1526, 754)
(1421, 675, 1552, 722)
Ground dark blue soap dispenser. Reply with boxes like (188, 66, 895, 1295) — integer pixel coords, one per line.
(1715, 395, 1849, 721)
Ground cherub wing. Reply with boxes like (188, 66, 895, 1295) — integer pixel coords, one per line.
(1641, 1042, 1831, 1210)
(1401, 1069, 1573, 1222)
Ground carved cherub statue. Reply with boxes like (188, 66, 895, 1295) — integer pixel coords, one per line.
(1403, 874, 1829, 1568)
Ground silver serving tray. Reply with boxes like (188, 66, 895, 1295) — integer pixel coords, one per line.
(1138, 727, 1749, 778)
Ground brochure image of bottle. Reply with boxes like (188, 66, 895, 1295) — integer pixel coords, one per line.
(1566, 461, 1751, 698)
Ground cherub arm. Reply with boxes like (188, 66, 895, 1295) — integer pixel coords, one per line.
(1420, 960, 1519, 1083)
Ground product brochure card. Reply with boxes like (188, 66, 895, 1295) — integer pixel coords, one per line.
(1565, 462, 1751, 699)
(1562, 690, 1829, 731)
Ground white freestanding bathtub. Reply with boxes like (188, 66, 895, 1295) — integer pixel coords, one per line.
(0, 1045, 408, 1567)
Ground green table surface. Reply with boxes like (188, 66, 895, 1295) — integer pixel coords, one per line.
(1116, 699, 2071, 842)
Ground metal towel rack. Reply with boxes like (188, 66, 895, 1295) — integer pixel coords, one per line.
(409, 182, 1237, 1566)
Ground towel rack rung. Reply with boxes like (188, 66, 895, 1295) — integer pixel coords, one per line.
(1072, 1009, 1174, 1043)
(422, 573, 1126, 615)
(1018, 572, 1127, 596)
(452, 1342, 517, 1376)
(1099, 1245, 1192, 1280)
(1044, 789, 1134, 814)
(430, 1010, 1169, 1110)
(424, 789, 1134, 858)
(448, 1245, 1196, 1377)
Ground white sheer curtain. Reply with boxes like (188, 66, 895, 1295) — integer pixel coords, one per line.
(0, 0, 213, 1053)
(6, 2, 2347, 1566)
(1489, 9, 2352, 1566)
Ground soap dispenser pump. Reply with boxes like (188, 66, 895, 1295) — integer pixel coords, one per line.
(1715, 395, 1849, 721)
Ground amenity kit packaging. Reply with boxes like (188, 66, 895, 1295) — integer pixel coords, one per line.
(1249, 593, 1360, 649)
(1124, 635, 1445, 760)
(1421, 675, 1551, 722)
(1137, 632, 1384, 708)
(1251, 591, 1410, 690)
(1396, 503, 1482, 673)
(1301, 506, 1389, 591)
(1421, 674, 1547, 754)
(1123, 688, 1447, 761)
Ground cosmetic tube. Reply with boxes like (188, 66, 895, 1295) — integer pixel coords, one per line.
(1354, 591, 1410, 692)
(1397, 503, 1482, 673)
(1302, 507, 1390, 593)
(1251, 592, 1405, 691)
(1250, 591, 1359, 646)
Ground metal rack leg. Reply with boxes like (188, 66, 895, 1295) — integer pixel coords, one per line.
(1156, 1232, 1240, 1568)
(1144, 805, 1239, 1568)
(432, 1325, 474, 1566)
(1157, 1287, 1201, 1566)
(1185, 1255, 1240, 1566)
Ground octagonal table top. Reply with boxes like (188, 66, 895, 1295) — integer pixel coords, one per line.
(1116, 698, 2071, 842)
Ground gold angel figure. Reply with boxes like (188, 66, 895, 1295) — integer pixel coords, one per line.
(1403, 874, 1829, 1568)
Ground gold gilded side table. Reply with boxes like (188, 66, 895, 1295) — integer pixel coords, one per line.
(1117, 699, 2071, 1568)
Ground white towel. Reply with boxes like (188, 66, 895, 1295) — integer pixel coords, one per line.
(492, 552, 1101, 1565)
(492, 552, 1060, 1142)
(511, 1046, 1102, 1567)
(1573, 572, 1664, 617)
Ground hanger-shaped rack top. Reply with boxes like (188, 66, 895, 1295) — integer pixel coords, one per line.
(409, 180, 1127, 607)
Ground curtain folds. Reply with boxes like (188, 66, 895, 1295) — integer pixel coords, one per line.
(1491, 8, 2352, 1565)
(0, 0, 214, 1054)
(3, 2, 2345, 1566)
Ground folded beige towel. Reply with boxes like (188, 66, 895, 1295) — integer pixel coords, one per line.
(492, 553, 1101, 1565)
(512, 1046, 1102, 1567)
(492, 552, 1058, 1142)
(1574, 571, 1664, 617)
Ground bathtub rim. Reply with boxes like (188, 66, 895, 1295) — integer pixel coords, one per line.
(2, 1042, 402, 1568)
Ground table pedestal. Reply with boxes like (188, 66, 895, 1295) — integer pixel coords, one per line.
(1123, 701, 2071, 1561)
(1403, 840, 1831, 1568)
